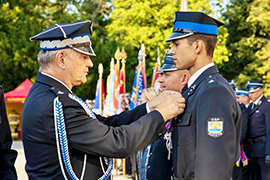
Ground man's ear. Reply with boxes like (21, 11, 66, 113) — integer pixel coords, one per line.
(55, 51, 66, 69)
(194, 40, 203, 54)
(181, 73, 189, 86)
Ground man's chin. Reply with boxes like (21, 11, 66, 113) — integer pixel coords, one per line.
(74, 80, 86, 87)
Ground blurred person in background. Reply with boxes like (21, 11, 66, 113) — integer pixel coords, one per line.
(0, 85, 17, 180)
(228, 82, 250, 180)
(246, 80, 270, 180)
(136, 87, 158, 180)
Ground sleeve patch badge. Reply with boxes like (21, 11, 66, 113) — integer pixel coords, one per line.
(207, 117, 224, 139)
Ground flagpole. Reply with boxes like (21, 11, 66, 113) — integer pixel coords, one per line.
(151, 47, 160, 87)
(135, 44, 144, 107)
(121, 47, 127, 95)
(104, 58, 115, 116)
(181, 0, 188, 11)
(98, 63, 103, 115)
(114, 47, 121, 74)
(141, 43, 147, 87)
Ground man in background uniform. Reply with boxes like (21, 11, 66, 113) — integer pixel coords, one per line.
(236, 88, 251, 108)
(246, 80, 270, 180)
(228, 81, 250, 180)
(141, 49, 190, 180)
(167, 12, 242, 180)
(0, 85, 17, 180)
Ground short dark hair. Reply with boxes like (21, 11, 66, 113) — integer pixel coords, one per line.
(186, 34, 218, 57)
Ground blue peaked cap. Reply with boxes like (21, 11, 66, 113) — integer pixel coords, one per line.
(30, 20, 96, 56)
(246, 80, 263, 93)
(157, 48, 177, 74)
(236, 88, 249, 97)
(166, 12, 224, 43)
(228, 80, 237, 92)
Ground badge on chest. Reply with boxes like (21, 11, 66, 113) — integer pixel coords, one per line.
(207, 117, 224, 139)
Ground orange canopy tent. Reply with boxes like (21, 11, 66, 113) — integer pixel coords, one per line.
(4, 79, 33, 139)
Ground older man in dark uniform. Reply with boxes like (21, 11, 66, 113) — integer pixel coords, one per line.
(246, 80, 270, 180)
(167, 12, 242, 180)
(21, 21, 185, 180)
(0, 86, 17, 179)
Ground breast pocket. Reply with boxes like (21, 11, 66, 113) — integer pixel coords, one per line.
(175, 112, 193, 146)
(255, 112, 262, 117)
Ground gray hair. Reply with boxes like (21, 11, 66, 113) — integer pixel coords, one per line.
(37, 49, 72, 71)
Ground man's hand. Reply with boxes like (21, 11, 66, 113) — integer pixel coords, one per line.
(149, 90, 185, 121)
(148, 90, 182, 110)
(265, 154, 270, 168)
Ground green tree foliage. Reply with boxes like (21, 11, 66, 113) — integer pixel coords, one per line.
(221, 0, 255, 80)
(223, 0, 270, 97)
(239, 0, 270, 97)
(0, 1, 42, 91)
(0, 0, 248, 100)
(0, 0, 116, 100)
(106, 0, 229, 91)
(72, 0, 115, 100)
(0, 0, 81, 93)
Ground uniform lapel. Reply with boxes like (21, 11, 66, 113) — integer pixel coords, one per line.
(249, 96, 264, 115)
(185, 65, 219, 98)
(175, 65, 219, 123)
(249, 103, 257, 115)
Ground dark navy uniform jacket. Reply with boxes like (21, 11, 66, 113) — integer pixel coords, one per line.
(172, 65, 242, 180)
(22, 73, 166, 180)
(146, 136, 173, 180)
(247, 95, 270, 158)
(0, 86, 17, 180)
(239, 103, 248, 145)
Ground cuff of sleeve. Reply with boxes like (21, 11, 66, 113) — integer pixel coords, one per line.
(146, 102, 151, 113)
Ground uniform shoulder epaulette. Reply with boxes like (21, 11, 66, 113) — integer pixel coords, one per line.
(205, 75, 218, 87)
(49, 87, 66, 96)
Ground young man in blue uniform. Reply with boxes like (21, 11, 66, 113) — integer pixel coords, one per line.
(21, 21, 186, 180)
(166, 12, 242, 180)
(246, 80, 270, 180)
(0, 86, 17, 180)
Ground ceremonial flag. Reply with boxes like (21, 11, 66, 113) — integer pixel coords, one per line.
(117, 68, 126, 113)
(142, 59, 147, 88)
(113, 48, 121, 111)
(92, 79, 105, 114)
(117, 47, 127, 113)
(151, 47, 161, 87)
(104, 58, 116, 116)
(130, 44, 147, 109)
(92, 64, 105, 114)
